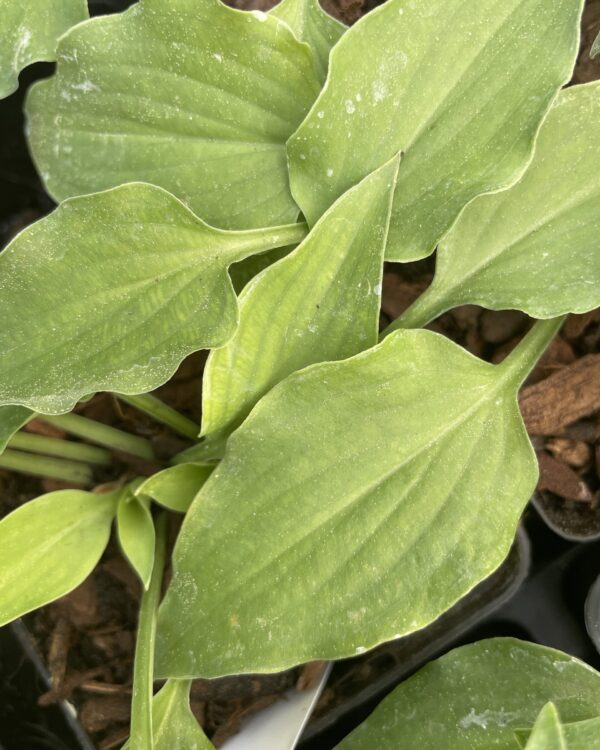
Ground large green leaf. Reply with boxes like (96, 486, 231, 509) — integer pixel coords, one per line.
(399, 83, 600, 327)
(334, 639, 600, 750)
(0, 489, 119, 626)
(0, 405, 33, 454)
(155, 322, 560, 678)
(271, 0, 345, 81)
(201, 157, 398, 444)
(0, 0, 87, 98)
(25, 0, 321, 230)
(288, 0, 583, 262)
(0, 183, 306, 414)
(123, 680, 213, 750)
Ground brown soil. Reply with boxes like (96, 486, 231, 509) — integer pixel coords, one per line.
(0, 1, 599, 749)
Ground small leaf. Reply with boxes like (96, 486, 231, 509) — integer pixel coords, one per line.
(591, 30, 600, 59)
(117, 491, 155, 589)
(421, 83, 600, 320)
(271, 0, 345, 81)
(156, 325, 556, 677)
(137, 465, 214, 514)
(288, 0, 583, 261)
(0, 0, 88, 98)
(0, 405, 33, 454)
(123, 680, 214, 750)
(202, 157, 399, 443)
(25, 0, 321, 230)
(0, 489, 119, 626)
(0, 183, 306, 414)
(520, 704, 567, 750)
(334, 639, 600, 750)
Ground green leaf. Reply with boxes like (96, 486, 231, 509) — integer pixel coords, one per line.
(0, 0, 88, 98)
(123, 680, 213, 750)
(25, 0, 321, 230)
(0, 405, 33, 454)
(117, 491, 155, 590)
(271, 0, 345, 81)
(0, 489, 119, 626)
(585, 575, 600, 655)
(229, 246, 294, 295)
(136, 464, 214, 514)
(334, 639, 600, 750)
(562, 718, 600, 749)
(201, 156, 399, 443)
(288, 0, 583, 262)
(155, 322, 561, 678)
(520, 704, 567, 750)
(0, 183, 306, 414)
(411, 83, 600, 323)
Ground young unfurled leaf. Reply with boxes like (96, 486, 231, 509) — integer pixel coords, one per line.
(591, 30, 600, 59)
(409, 83, 600, 324)
(288, 0, 583, 261)
(123, 680, 214, 750)
(519, 704, 567, 750)
(515, 704, 600, 750)
(0, 489, 119, 626)
(0, 0, 88, 98)
(0, 405, 33, 454)
(271, 0, 345, 81)
(117, 491, 155, 590)
(137, 464, 214, 514)
(201, 157, 399, 443)
(155, 323, 560, 678)
(0, 183, 306, 414)
(25, 0, 321, 230)
(334, 639, 600, 750)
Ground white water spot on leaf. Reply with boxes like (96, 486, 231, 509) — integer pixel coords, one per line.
(459, 708, 520, 730)
(372, 80, 387, 103)
(374, 283, 382, 295)
(317, 111, 325, 119)
(213, 53, 223, 62)
(251, 10, 268, 21)
(345, 99, 356, 114)
(326, 168, 334, 177)
(72, 80, 100, 93)
(355, 646, 367, 654)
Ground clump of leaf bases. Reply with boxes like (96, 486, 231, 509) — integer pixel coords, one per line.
(0, 0, 600, 747)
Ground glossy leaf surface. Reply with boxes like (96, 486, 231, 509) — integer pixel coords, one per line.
(0, 405, 33, 454)
(137, 464, 214, 514)
(336, 640, 600, 750)
(288, 0, 583, 261)
(271, 0, 345, 81)
(201, 157, 398, 442)
(156, 328, 548, 678)
(0, 183, 305, 414)
(0, 489, 118, 626)
(26, 0, 320, 230)
(423, 83, 600, 320)
(0, 0, 87, 98)
(117, 492, 155, 589)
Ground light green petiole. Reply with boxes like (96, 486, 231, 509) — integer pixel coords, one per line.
(8, 431, 111, 465)
(0, 449, 94, 485)
(117, 394, 199, 441)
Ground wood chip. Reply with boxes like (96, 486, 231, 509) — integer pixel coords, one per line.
(519, 354, 600, 435)
(546, 438, 592, 469)
(537, 452, 593, 503)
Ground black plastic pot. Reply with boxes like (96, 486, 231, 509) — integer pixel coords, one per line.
(533, 491, 600, 542)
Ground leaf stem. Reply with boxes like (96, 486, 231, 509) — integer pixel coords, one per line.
(379, 283, 449, 339)
(231, 222, 308, 261)
(8, 432, 112, 465)
(129, 512, 168, 750)
(498, 316, 567, 388)
(117, 394, 199, 441)
(41, 413, 156, 461)
(0, 449, 94, 485)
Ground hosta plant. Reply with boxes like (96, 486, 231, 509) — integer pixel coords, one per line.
(0, 0, 600, 747)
